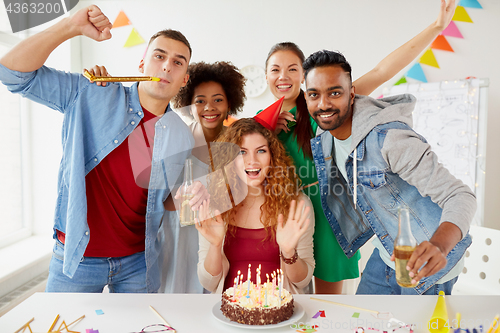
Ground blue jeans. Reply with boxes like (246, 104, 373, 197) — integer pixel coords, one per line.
(356, 248, 457, 295)
(46, 240, 148, 293)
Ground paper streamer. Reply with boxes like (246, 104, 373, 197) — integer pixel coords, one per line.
(124, 28, 146, 48)
(459, 0, 482, 9)
(441, 21, 464, 38)
(420, 49, 440, 68)
(452, 6, 474, 23)
(394, 76, 407, 86)
(406, 63, 427, 82)
(112, 10, 131, 29)
(431, 35, 454, 52)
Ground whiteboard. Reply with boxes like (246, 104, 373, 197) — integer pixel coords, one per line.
(382, 78, 489, 226)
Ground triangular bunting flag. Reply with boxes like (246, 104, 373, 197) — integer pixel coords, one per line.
(452, 6, 474, 23)
(459, 0, 482, 9)
(441, 21, 464, 38)
(394, 76, 407, 86)
(431, 35, 454, 52)
(112, 10, 131, 29)
(419, 49, 440, 68)
(406, 63, 427, 82)
(124, 28, 145, 48)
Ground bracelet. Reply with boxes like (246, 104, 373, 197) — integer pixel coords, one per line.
(281, 249, 299, 265)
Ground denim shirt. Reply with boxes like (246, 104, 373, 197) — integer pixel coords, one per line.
(311, 122, 472, 294)
(0, 64, 194, 292)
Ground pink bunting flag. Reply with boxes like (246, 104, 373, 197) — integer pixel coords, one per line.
(441, 21, 464, 38)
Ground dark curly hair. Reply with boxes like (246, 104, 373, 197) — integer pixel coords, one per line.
(172, 61, 246, 116)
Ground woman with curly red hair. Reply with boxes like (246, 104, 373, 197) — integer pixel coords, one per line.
(196, 118, 315, 293)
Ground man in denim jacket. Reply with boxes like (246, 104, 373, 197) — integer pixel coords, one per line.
(0, 5, 205, 292)
(303, 50, 476, 295)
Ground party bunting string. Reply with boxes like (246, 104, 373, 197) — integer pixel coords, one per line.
(395, 1, 482, 85)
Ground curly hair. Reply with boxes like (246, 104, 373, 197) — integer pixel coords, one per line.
(209, 118, 301, 241)
(172, 61, 246, 116)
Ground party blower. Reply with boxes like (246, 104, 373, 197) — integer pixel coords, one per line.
(428, 291, 448, 333)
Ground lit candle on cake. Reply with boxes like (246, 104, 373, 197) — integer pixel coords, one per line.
(240, 274, 244, 295)
(265, 289, 268, 307)
(266, 273, 270, 285)
(278, 272, 281, 306)
(233, 277, 237, 301)
(247, 264, 251, 297)
(236, 271, 240, 297)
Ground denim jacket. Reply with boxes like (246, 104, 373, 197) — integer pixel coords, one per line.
(0, 64, 194, 292)
(311, 94, 475, 294)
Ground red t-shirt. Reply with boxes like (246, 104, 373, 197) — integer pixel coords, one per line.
(70, 108, 159, 257)
(223, 227, 281, 290)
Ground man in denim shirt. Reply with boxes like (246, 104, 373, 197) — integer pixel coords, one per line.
(0, 5, 204, 292)
(303, 50, 476, 295)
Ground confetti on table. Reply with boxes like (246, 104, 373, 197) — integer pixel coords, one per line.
(86, 329, 99, 333)
(312, 310, 326, 318)
(353, 312, 360, 318)
(95, 309, 104, 315)
(296, 324, 319, 333)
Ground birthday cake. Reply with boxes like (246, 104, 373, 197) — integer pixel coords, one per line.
(220, 281, 294, 325)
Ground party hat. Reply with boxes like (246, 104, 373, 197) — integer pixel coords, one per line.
(428, 291, 449, 333)
(254, 96, 284, 131)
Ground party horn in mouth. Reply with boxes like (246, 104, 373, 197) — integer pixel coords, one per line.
(83, 69, 160, 82)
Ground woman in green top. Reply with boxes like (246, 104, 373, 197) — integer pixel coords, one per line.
(261, 0, 457, 294)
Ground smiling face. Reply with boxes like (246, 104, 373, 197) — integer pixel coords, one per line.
(305, 65, 355, 139)
(138, 36, 190, 103)
(266, 50, 304, 106)
(191, 81, 229, 132)
(234, 132, 271, 189)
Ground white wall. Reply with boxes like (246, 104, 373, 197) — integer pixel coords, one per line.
(2, 0, 499, 230)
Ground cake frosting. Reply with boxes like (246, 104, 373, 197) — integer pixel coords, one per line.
(220, 281, 294, 325)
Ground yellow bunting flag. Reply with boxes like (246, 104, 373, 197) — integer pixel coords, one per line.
(452, 6, 473, 23)
(112, 10, 132, 28)
(419, 49, 440, 68)
(124, 28, 145, 48)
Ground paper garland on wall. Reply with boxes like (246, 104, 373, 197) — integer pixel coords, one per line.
(431, 35, 454, 52)
(391, 2, 481, 85)
(111, 10, 146, 48)
(112, 10, 131, 28)
(459, 0, 483, 9)
(124, 28, 145, 48)
(453, 5, 474, 22)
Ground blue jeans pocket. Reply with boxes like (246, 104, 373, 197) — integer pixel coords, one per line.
(52, 239, 65, 261)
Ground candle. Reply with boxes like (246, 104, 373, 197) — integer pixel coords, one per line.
(233, 277, 237, 301)
(236, 271, 240, 297)
(240, 274, 244, 295)
(265, 289, 268, 307)
(266, 273, 270, 285)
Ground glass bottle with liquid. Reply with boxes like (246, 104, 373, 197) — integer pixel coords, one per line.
(179, 158, 196, 226)
(394, 206, 418, 287)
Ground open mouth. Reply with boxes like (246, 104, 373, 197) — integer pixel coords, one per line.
(245, 168, 261, 178)
(277, 84, 292, 91)
(202, 114, 221, 121)
(318, 112, 337, 119)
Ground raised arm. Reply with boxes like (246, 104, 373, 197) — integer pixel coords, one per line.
(353, 0, 456, 96)
(0, 5, 112, 72)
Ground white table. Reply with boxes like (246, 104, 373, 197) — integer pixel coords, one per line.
(1, 293, 499, 332)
